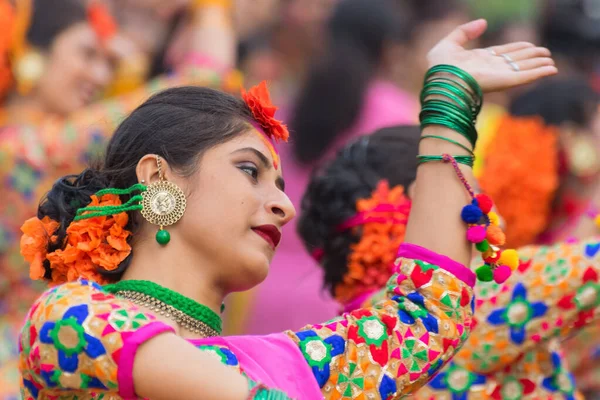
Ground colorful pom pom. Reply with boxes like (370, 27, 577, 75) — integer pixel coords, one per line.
(594, 215, 600, 228)
(476, 265, 494, 282)
(475, 239, 490, 252)
(475, 194, 493, 214)
(466, 225, 487, 243)
(488, 211, 500, 226)
(461, 204, 483, 224)
(484, 252, 501, 264)
(486, 225, 506, 246)
(498, 249, 519, 270)
(493, 265, 511, 284)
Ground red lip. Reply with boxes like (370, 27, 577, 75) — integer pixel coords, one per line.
(252, 225, 281, 249)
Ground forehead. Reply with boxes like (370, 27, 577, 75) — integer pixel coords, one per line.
(56, 22, 100, 47)
(210, 129, 282, 172)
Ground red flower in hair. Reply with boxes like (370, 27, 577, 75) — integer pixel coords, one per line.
(87, 1, 117, 43)
(241, 81, 289, 142)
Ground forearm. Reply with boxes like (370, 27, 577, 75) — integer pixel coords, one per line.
(134, 333, 249, 400)
(187, 4, 236, 70)
(406, 126, 474, 266)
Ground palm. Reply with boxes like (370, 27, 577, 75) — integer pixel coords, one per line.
(427, 20, 557, 93)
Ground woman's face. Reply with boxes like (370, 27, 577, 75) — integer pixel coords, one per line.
(176, 129, 296, 292)
(36, 22, 113, 116)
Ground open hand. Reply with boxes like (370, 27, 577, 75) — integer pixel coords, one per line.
(427, 19, 557, 93)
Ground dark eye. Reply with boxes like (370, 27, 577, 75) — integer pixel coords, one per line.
(239, 164, 258, 181)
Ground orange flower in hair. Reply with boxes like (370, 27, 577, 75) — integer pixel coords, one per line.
(241, 81, 289, 143)
(335, 181, 411, 304)
(87, 1, 117, 43)
(20, 216, 59, 280)
(45, 193, 132, 285)
(478, 116, 559, 247)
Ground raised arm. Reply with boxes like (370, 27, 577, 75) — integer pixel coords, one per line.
(284, 20, 557, 398)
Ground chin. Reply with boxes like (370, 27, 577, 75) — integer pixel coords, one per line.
(230, 251, 271, 292)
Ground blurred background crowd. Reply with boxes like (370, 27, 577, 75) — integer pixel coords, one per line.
(1, 0, 600, 398)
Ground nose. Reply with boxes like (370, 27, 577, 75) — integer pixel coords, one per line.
(266, 191, 296, 226)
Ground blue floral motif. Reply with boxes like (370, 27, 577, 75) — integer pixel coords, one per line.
(487, 283, 547, 344)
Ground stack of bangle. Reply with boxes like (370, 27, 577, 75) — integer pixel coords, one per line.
(417, 65, 518, 284)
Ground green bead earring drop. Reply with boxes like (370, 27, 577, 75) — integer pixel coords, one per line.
(156, 227, 171, 245)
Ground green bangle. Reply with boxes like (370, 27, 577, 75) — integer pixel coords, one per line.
(425, 64, 483, 104)
(420, 135, 474, 155)
(417, 154, 474, 167)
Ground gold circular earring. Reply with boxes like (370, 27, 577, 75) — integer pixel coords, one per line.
(13, 49, 45, 95)
(140, 156, 186, 245)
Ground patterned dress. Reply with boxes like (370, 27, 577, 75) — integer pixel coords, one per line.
(19, 244, 475, 399)
(361, 238, 600, 399)
(0, 64, 240, 399)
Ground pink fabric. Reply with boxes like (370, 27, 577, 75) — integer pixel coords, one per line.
(243, 80, 418, 334)
(117, 322, 175, 399)
(397, 243, 475, 288)
(337, 203, 411, 232)
(342, 290, 377, 313)
(190, 333, 322, 399)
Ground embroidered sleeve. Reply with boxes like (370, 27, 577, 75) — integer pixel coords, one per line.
(285, 244, 476, 399)
(19, 280, 174, 400)
(453, 238, 600, 374)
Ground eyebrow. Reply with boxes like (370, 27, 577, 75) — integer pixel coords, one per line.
(232, 147, 286, 191)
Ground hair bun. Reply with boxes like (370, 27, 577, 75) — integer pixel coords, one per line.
(38, 168, 108, 230)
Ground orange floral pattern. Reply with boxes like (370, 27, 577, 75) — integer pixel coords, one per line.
(241, 81, 289, 143)
(19, 216, 59, 280)
(336, 181, 411, 303)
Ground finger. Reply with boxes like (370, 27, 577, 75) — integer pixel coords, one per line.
(515, 57, 555, 71)
(503, 46, 551, 62)
(488, 42, 535, 55)
(445, 19, 488, 47)
(511, 66, 558, 86)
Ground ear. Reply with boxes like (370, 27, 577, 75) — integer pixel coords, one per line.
(136, 154, 174, 184)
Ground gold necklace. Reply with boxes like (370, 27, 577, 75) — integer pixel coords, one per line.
(116, 290, 220, 338)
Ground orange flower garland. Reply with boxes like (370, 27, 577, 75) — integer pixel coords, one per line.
(335, 181, 411, 304)
(478, 115, 559, 248)
(20, 193, 133, 285)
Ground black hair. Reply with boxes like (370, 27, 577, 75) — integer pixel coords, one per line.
(27, 0, 88, 50)
(542, 0, 600, 73)
(297, 125, 420, 296)
(510, 76, 600, 128)
(38, 86, 254, 281)
(290, 0, 464, 164)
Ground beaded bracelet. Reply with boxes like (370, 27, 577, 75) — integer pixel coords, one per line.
(438, 154, 518, 283)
